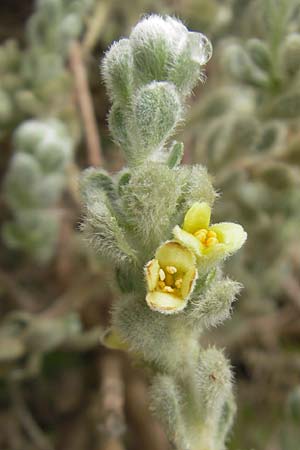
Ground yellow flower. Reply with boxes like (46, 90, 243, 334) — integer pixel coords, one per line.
(173, 202, 247, 266)
(145, 241, 198, 314)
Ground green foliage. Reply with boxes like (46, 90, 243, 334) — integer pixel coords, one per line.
(129, 15, 212, 93)
(112, 293, 199, 373)
(190, 0, 300, 311)
(189, 278, 242, 329)
(150, 375, 186, 449)
(0, 0, 95, 138)
(81, 190, 137, 267)
(178, 164, 216, 209)
(132, 82, 182, 156)
(102, 39, 133, 104)
(3, 119, 73, 262)
(149, 347, 234, 450)
(1, 2, 299, 449)
(120, 163, 183, 255)
(281, 386, 300, 450)
(167, 141, 184, 168)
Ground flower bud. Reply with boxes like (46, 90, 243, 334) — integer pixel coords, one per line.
(246, 38, 271, 71)
(281, 33, 300, 77)
(130, 15, 212, 94)
(223, 43, 269, 88)
(132, 81, 182, 155)
(102, 39, 133, 104)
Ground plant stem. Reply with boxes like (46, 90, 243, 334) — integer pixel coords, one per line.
(69, 40, 103, 167)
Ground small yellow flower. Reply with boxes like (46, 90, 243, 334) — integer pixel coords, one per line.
(173, 202, 247, 266)
(145, 241, 198, 314)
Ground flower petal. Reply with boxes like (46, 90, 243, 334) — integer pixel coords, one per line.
(173, 225, 202, 257)
(146, 291, 187, 314)
(183, 202, 211, 233)
(145, 258, 160, 291)
(181, 267, 197, 298)
(210, 222, 247, 254)
(155, 240, 196, 272)
(101, 328, 129, 350)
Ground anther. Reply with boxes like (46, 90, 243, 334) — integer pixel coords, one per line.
(194, 229, 208, 243)
(158, 281, 166, 289)
(207, 230, 217, 239)
(159, 269, 166, 281)
(164, 286, 175, 293)
(166, 266, 177, 275)
(206, 237, 218, 247)
(175, 279, 183, 289)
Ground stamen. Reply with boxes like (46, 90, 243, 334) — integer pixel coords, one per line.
(206, 237, 218, 247)
(164, 286, 175, 293)
(207, 230, 217, 239)
(194, 229, 208, 243)
(194, 228, 219, 247)
(166, 266, 177, 275)
(175, 278, 183, 289)
(159, 268, 166, 281)
(158, 281, 166, 289)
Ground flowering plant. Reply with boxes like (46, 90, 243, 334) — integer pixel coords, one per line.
(81, 15, 246, 450)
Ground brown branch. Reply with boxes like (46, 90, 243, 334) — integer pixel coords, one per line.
(82, 2, 110, 56)
(9, 381, 54, 450)
(98, 353, 126, 450)
(39, 273, 101, 319)
(0, 269, 37, 312)
(69, 40, 103, 167)
(282, 275, 300, 312)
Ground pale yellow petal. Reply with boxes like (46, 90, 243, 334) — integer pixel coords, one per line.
(210, 222, 247, 254)
(145, 258, 160, 291)
(156, 240, 196, 272)
(146, 291, 187, 314)
(200, 242, 225, 256)
(173, 225, 202, 257)
(101, 328, 129, 351)
(183, 202, 211, 233)
(181, 267, 197, 298)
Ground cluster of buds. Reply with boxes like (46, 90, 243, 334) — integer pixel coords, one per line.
(0, 0, 95, 139)
(3, 119, 73, 261)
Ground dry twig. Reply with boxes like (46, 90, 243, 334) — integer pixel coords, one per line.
(0, 269, 37, 312)
(9, 380, 54, 450)
(98, 353, 126, 450)
(82, 2, 110, 56)
(69, 41, 103, 167)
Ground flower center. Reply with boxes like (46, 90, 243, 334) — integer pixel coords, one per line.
(157, 265, 183, 294)
(194, 229, 219, 247)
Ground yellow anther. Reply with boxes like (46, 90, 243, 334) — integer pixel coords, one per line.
(175, 278, 183, 289)
(194, 229, 208, 243)
(206, 237, 218, 247)
(207, 230, 217, 239)
(163, 286, 175, 293)
(159, 268, 166, 281)
(166, 266, 177, 275)
(158, 281, 166, 290)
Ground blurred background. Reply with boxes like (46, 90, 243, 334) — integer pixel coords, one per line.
(0, 0, 300, 449)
